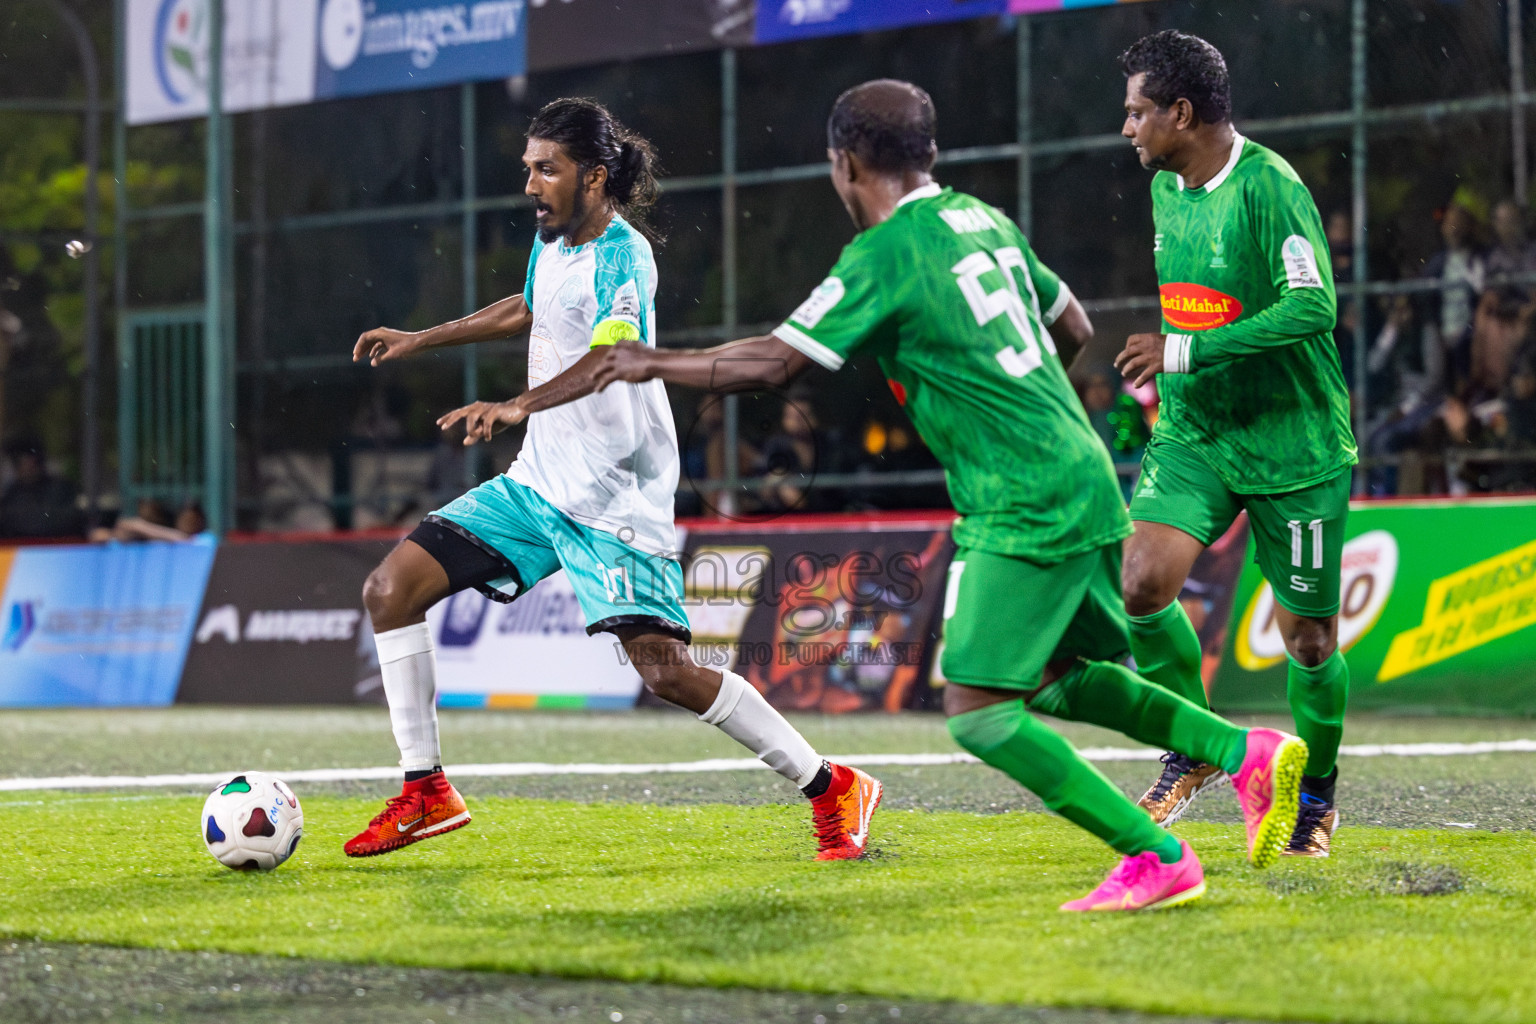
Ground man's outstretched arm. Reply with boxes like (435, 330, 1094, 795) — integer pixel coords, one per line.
(353, 294, 532, 366)
(437, 346, 616, 445)
(592, 334, 814, 393)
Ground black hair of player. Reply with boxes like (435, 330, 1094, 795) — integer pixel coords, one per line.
(826, 80, 937, 174)
(1119, 30, 1232, 126)
(527, 98, 664, 242)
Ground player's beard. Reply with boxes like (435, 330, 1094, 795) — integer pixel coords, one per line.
(537, 187, 590, 245)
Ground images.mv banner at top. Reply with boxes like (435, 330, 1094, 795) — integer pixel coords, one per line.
(126, 0, 527, 125)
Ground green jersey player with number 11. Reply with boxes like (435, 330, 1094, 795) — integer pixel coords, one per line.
(1116, 32, 1357, 858)
(595, 79, 1307, 911)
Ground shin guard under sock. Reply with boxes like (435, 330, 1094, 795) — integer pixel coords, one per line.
(1127, 599, 1209, 709)
(698, 670, 822, 788)
(947, 700, 1181, 862)
(375, 622, 441, 772)
(1030, 661, 1246, 776)
(1287, 650, 1349, 778)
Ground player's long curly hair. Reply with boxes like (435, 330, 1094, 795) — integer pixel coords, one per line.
(1119, 30, 1231, 126)
(528, 98, 664, 242)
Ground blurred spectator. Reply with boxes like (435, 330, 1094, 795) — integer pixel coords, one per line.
(1420, 201, 1486, 393)
(89, 498, 208, 543)
(1485, 334, 1536, 491)
(1469, 285, 1532, 401)
(1365, 294, 1435, 410)
(756, 392, 823, 513)
(1362, 294, 1444, 496)
(1505, 341, 1536, 450)
(1328, 209, 1363, 388)
(175, 500, 209, 535)
(1416, 319, 1536, 494)
(0, 435, 83, 538)
(1486, 198, 1536, 286)
(1326, 209, 1354, 279)
(1421, 394, 1494, 494)
(677, 395, 756, 517)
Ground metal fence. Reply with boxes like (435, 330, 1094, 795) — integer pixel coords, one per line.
(8, 0, 1536, 533)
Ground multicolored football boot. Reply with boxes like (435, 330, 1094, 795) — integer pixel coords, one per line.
(1137, 752, 1228, 826)
(344, 771, 470, 857)
(1061, 839, 1205, 912)
(1230, 728, 1307, 868)
(1284, 795, 1340, 858)
(810, 764, 882, 861)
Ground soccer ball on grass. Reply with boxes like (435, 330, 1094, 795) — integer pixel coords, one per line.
(201, 771, 304, 871)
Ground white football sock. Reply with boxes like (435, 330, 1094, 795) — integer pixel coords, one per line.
(698, 670, 822, 788)
(374, 622, 441, 772)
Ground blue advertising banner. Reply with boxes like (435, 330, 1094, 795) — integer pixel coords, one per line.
(314, 0, 527, 99)
(0, 541, 217, 707)
(754, 0, 1006, 44)
(126, 0, 528, 125)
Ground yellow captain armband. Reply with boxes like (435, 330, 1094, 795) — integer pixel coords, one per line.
(591, 318, 641, 347)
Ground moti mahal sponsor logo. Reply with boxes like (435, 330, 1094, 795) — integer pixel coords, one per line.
(1236, 530, 1399, 671)
(1378, 537, 1536, 681)
(1159, 282, 1243, 331)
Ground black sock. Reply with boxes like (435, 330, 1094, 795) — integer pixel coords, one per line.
(404, 766, 443, 783)
(800, 761, 833, 799)
(1300, 768, 1338, 805)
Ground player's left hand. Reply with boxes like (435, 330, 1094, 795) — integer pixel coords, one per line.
(591, 340, 656, 392)
(1115, 332, 1166, 388)
(437, 399, 527, 446)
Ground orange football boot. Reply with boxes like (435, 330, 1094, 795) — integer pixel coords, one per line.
(344, 771, 470, 857)
(810, 763, 882, 860)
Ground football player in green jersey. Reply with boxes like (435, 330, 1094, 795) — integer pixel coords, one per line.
(594, 79, 1308, 911)
(1115, 31, 1357, 857)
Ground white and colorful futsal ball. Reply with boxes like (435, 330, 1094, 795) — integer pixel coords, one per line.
(201, 771, 304, 871)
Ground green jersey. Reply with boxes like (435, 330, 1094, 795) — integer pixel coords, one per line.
(1150, 135, 1357, 493)
(774, 184, 1129, 561)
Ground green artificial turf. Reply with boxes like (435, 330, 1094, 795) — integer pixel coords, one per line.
(2, 792, 1531, 1024)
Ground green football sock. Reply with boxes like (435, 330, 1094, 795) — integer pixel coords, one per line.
(948, 701, 1183, 864)
(1287, 650, 1349, 778)
(1029, 660, 1246, 777)
(1127, 600, 1208, 709)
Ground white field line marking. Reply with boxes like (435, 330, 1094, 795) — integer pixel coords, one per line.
(2, 740, 1535, 793)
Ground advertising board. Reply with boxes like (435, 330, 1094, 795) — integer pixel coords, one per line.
(528, 0, 755, 71)
(753, 0, 1006, 45)
(424, 570, 645, 709)
(684, 515, 956, 712)
(127, 0, 527, 125)
(1211, 498, 1536, 715)
(0, 541, 216, 706)
(178, 536, 394, 704)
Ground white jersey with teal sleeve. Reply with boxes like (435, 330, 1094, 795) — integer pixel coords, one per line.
(506, 216, 680, 558)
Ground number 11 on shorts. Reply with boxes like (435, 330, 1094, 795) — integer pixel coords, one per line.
(603, 565, 635, 604)
(1288, 518, 1323, 570)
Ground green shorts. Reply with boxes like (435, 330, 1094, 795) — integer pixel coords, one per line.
(939, 544, 1130, 690)
(1128, 439, 1350, 618)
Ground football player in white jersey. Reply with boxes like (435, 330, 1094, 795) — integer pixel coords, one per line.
(345, 98, 881, 861)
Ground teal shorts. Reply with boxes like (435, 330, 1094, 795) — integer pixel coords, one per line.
(428, 476, 690, 641)
(1128, 439, 1350, 618)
